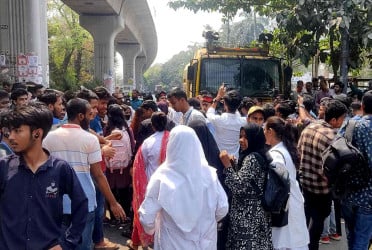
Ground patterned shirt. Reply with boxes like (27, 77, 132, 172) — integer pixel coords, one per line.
(343, 115, 372, 209)
(298, 120, 335, 194)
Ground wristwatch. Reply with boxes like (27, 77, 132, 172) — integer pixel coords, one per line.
(299, 104, 305, 108)
(213, 97, 221, 103)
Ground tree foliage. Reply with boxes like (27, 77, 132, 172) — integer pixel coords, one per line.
(169, 0, 372, 80)
(143, 45, 198, 91)
(47, 0, 95, 91)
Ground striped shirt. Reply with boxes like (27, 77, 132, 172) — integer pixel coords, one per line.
(298, 120, 335, 194)
(43, 124, 102, 213)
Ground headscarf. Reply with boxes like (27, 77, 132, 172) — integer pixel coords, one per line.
(238, 123, 269, 167)
(189, 119, 225, 182)
(155, 125, 211, 232)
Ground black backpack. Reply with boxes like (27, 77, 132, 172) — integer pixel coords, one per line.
(322, 119, 372, 199)
(251, 151, 290, 227)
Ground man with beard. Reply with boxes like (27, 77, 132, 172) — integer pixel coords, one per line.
(38, 89, 64, 128)
(43, 98, 126, 250)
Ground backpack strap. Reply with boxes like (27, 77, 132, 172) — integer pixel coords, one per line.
(249, 152, 266, 197)
(270, 149, 286, 165)
(344, 119, 357, 143)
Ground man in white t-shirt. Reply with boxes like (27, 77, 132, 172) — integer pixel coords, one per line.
(207, 85, 247, 159)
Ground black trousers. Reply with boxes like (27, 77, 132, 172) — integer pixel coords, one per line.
(303, 189, 332, 250)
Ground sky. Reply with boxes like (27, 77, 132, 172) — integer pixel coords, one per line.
(147, 0, 223, 64)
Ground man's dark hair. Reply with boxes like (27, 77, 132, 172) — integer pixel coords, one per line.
(223, 90, 242, 112)
(151, 112, 167, 132)
(276, 102, 292, 119)
(93, 86, 111, 100)
(38, 90, 61, 106)
(140, 100, 158, 112)
(303, 95, 315, 112)
(11, 82, 27, 92)
(10, 88, 28, 101)
(262, 103, 275, 120)
(167, 88, 187, 100)
(188, 98, 201, 110)
(3, 102, 53, 139)
(333, 81, 344, 89)
(76, 88, 99, 102)
(1, 80, 11, 86)
(67, 98, 89, 121)
(324, 100, 348, 123)
(63, 90, 76, 103)
(0, 90, 9, 99)
(362, 90, 372, 114)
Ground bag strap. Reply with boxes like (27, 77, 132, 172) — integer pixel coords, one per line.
(344, 119, 357, 143)
(249, 152, 266, 197)
(270, 149, 286, 165)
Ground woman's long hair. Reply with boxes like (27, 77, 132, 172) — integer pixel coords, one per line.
(105, 104, 128, 136)
(238, 123, 270, 166)
(130, 108, 145, 139)
(265, 116, 300, 169)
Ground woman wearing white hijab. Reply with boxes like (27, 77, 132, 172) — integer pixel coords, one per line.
(139, 125, 229, 250)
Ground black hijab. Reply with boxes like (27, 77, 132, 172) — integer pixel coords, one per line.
(189, 120, 225, 183)
(238, 123, 270, 167)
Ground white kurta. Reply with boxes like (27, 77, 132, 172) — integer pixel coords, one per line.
(269, 142, 309, 250)
(138, 126, 229, 250)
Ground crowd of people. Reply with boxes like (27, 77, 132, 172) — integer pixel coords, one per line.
(0, 77, 371, 250)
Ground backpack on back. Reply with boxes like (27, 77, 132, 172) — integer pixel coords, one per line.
(251, 151, 290, 227)
(322, 119, 372, 199)
(106, 129, 133, 174)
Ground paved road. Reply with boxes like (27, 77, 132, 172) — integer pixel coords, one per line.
(103, 222, 349, 250)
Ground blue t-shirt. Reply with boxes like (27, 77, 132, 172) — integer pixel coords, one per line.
(90, 115, 103, 135)
(0, 154, 88, 249)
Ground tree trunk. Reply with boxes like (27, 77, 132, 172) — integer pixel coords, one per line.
(340, 28, 349, 93)
(75, 50, 82, 82)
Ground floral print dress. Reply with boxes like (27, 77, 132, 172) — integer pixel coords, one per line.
(224, 153, 272, 250)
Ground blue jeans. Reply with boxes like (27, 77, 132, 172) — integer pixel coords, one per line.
(76, 211, 95, 250)
(342, 203, 372, 250)
(92, 187, 105, 244)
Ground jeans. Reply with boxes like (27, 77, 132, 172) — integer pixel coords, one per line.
(63, 211, 95, 250)
(92, 187, 105, 244)
(322, 199, 342, 237)
(76, 211, 95, 250)
(342, 203, 372, 250)
(303, 190, 332, 250)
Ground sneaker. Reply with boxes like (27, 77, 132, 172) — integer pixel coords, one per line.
(319, 236, 331, 244)
(330, 233, 341, 241)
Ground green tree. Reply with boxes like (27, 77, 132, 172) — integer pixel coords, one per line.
(143, 63, 164, 91)
(169, 0, 372, 84)
(47, 0, 95, 91)
(144, 45, 198, 91)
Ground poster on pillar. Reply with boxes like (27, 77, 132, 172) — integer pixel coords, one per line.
(16, 54, 42, 84)
(0, 55, 6, 67)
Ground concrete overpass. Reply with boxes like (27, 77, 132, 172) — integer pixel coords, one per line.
(0, 0, 157, 91)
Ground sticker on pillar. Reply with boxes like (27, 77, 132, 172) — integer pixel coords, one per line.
(18, 65, 28, 77)
(28, 66, 38, 76)
(17, 55, 28, 66)
(0, 55, 5, 66)
(28, 56, 38, 67)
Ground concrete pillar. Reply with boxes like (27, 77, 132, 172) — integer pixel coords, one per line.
(116, 43, 141, 90)
(0, 0, 49, 86)
(80, 15, 124, 90)
(135, 56, 146, 90)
